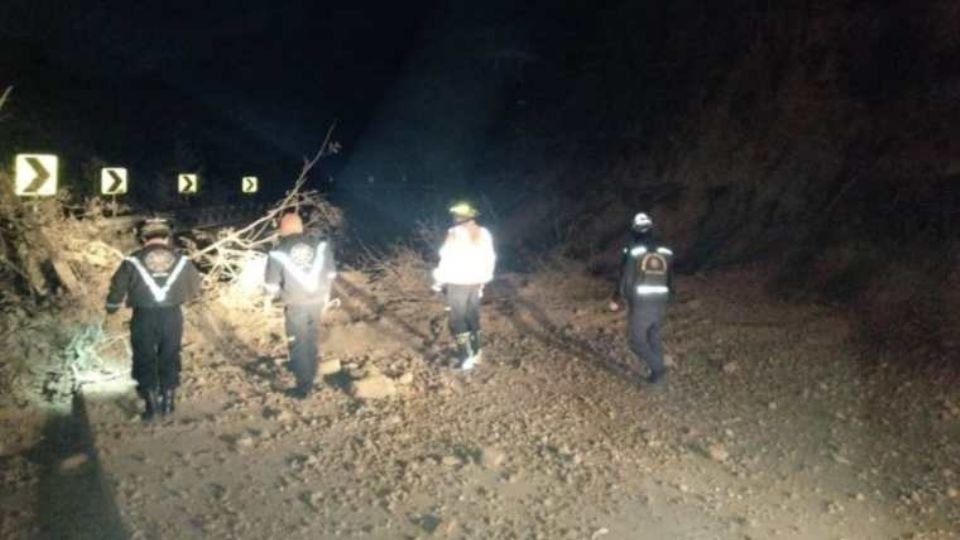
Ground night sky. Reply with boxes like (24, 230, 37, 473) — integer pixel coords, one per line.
(5, 1, 953, 249)
(1, 0, 576, 238)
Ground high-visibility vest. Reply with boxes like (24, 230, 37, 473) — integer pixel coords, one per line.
(628, 245, 673, 296)
(268, 241, 329, 293)
(125, 255, 189, 303)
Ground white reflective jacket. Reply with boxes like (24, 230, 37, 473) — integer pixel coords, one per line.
(433, 225, 496, 286)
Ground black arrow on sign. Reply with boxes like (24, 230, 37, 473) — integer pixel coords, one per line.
(107, 170, 124, 193)
(244, 178, 255, 192)
(181, 175, 195, 192)
(23, 157, 51, 194)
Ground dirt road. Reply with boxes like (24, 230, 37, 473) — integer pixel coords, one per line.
(2, 267, 958, 539)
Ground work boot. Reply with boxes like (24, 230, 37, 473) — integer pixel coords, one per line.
(647, 369, 668, 386)
(469, 331, 483, 364)
(160, 388, 176, 416)
(455, 332, 476, 371)
(284, 385, 311, 400)
(142, 389, 160, 422)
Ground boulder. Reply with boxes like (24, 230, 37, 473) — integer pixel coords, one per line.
(350, 375, 396, 400)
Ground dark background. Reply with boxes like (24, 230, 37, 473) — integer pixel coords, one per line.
(2, 0, 959, 362)
(0, 0, 558, 230)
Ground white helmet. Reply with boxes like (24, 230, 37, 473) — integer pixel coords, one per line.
(632, 212, 653, 232)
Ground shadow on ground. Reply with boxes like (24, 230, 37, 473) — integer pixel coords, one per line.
(25, 393, 128, 540)
(493, 279, 644, 384)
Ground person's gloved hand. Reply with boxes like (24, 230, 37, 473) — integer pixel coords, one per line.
(608, 300, 620, 312)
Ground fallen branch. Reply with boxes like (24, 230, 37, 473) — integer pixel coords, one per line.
(188, 124, 343, 293)
(0, 86, 11, 113)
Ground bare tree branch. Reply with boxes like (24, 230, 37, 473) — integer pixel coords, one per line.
(186, 123, 343, 293)
(0, 86, 11, 113)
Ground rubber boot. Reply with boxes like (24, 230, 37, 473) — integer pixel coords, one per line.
(160, 388, 176, 416)
(455, 332, 476, 370)
(142, 389, 160, 422)
(469, 331, 483, 364)
(285, 385, 311, 400)
(648, 368, 668, 386)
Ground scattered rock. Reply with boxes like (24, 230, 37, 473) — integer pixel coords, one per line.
(234, 436, 255, 450)
(708, 444, 730, 463)
(480, 447, 507, 469)
(351, 375, 397, 400)
(59, 453, 89, 473)
(396, 372, 415, 386)
(591, 528, 610, 539)
(318, 359, 342, 375)
(722, 361, 739, 374)
(414, 513, 442, 533)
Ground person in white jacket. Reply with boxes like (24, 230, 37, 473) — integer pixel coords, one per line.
(432, 202, 496, 370)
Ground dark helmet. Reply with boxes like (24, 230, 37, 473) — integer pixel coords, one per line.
(139, 217, 172, 242)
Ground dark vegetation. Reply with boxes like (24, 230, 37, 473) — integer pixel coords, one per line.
(481, 0, 960, 369)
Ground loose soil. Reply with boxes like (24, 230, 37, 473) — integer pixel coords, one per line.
(2, 267, 959, 539)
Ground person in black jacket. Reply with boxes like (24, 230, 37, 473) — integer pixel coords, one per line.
(264, 212, 337, 399)
(614, 212, 675, 385)
(106, 218, 202, 420)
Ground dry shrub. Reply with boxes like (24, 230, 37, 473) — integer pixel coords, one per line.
(0, 188, 135, 405)
(361, 243, 432, 298)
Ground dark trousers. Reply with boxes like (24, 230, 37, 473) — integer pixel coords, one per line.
(284, 303, 324, 391)
(131, 306, 183, 395)
(446, 284, 482, 335)
(446, 284, 483, 360)
(628, 299, 667, 376)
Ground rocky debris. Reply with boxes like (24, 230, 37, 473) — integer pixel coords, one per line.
(441, 455, 462, 468)
(6, 266, 955, 539)
(481, 446, 507, 469)
(318, 359, 342, 375)
(262, 406, 296, 423)
(350, 374, 397, 400)
(707, 443, 730, 463)
(233, 435, 256, 450)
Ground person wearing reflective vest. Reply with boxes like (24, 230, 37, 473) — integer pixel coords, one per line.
(432, 202, 496, 371)
(264, 212, 337, 398)
(105, 218, 202, 421)
(617, 212, 674, 385)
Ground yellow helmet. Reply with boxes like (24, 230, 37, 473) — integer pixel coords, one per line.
(449, 201, 479, 219)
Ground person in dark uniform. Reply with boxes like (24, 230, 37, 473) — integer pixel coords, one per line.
(106, 218, 202, 420)
(614, 212, 674, 385)
(264, 212, 337, 399)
